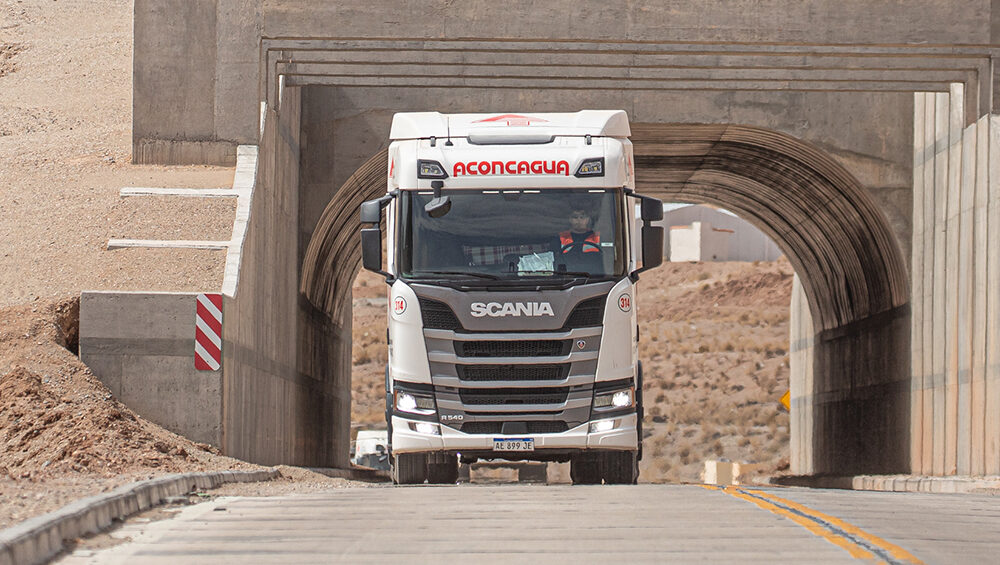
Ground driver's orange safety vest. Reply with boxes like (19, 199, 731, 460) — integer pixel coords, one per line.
(559, 230, 601, 253)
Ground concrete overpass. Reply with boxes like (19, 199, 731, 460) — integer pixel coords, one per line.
(107, 0, 1000, 481)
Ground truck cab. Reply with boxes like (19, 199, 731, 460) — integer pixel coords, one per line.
(359, 111, 664, 484)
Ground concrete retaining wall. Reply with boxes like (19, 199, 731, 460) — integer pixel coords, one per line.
(789, 277, 911, 475)
(220, 87, 350, 467)
(911, 90, 1000, 476)
(79, 292, 222, 446)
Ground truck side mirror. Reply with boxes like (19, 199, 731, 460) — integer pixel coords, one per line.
(640, 196, 663, 221)
(641, 225, 664, 271)
(629, 193, 664, 281)
(361, 227, 383, 273)
(360, 200, 382, 223)
(359, 195, 395, 281)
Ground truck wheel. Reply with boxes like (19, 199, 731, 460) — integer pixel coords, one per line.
(393, 453, 428, 485)
(601, 451, 639, 485)
(570, 455, 601, 485)
(426, 454, 459, 484)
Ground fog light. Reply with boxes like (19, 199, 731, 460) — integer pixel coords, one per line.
(413, 422, 441, 435)
(589, 419, 616, 433)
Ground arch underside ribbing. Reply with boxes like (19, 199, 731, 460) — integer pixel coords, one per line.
(302, 124, 908, 336)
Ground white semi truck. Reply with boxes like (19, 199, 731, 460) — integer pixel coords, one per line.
(359, 111, 664, 484)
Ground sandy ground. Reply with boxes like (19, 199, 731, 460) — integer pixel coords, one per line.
(0, 0, 235, 308)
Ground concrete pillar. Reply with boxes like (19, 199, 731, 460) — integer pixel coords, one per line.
(920, 92, 937, 475)
(910, 92, 927, 475)
(987, 116, 1000, 475)
(944, 83, 963, 475)
(970, 115, 989, 476)
(789, 275, 814, 475)
(931, 91, 949, 475)
(956, 88, 975, 476)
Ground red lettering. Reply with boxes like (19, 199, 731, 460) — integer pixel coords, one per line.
(517, 161, 530, 174)
(530, 161, 543, 174)
(468, 161, 478, 175)
(557, 160, 570, 175)
(453, 162, 466, 176)
(505, 161, 516, 174)
(478, 161, 491, 175)
(492, 161, 504, 174)
(543, 161, 556, 174)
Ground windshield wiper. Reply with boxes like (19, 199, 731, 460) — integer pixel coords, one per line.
(410, 270, 502, 280)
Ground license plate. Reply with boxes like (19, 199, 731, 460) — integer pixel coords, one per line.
(493, 438, 534, 451)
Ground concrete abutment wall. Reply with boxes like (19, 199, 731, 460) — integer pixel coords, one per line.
(910, 90, 1000, 476)
(221, 87, 350, 467)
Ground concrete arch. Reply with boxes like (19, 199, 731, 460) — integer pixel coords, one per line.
(301, 123, 910, 475)
(631, 123, 908, 333)
(301, 148, 388, 321)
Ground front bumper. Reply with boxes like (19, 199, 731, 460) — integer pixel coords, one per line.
(391, 412, 638, 455)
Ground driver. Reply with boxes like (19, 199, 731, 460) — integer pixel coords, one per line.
(557, 206, 601, 256)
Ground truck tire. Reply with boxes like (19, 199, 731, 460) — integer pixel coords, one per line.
(426, 454, 459, 484)
(601, 451, 639, 485)
(393, 453, 428, 485)
(570, 455, 601, 485)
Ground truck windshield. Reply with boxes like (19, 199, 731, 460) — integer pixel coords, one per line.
(398, 189, 627, 282)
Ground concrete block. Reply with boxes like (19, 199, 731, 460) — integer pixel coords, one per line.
(121, 355, 222, 446)
(703, 460, 736, 485)
(133, 0, 217, 147)
(81, 292, 200, 341)
(80, 354, 123, 398)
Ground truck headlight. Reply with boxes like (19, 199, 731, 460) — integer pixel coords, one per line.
(395, 391, 436, 415)
(594, 387, 634, 409)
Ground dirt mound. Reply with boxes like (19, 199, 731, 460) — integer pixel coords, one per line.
(692, 269, 793, 308)
(0, 297, 252, 481)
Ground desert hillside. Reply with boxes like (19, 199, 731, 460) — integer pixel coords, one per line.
(350, 259, 794, 483)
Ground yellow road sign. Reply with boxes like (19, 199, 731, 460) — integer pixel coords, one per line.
(780, 390, 791, 411)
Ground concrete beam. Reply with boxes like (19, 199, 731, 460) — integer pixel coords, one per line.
(120, 187, 237, 198)
(107, 239, 231, 250)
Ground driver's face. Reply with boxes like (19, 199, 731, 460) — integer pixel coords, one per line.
(569, 210, 591, 233)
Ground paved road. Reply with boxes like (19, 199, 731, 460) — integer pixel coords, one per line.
(58, 485, 1000, 564)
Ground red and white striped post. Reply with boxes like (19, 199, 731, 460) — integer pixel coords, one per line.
(195, 293, 223, 371)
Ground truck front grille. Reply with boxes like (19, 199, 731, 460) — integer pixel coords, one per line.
(461, 421, 569, 434)
(455, 340, 570, 358)
(459, 387, 569, 405)
(457, 364, 570, 382)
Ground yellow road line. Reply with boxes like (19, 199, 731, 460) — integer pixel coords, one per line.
(701, 484, 925, 564)
(700, 484, 875, 560)
(745, 488, 924, 564)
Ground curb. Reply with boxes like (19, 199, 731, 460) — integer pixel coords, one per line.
(307, 466, 390, 482)
(767, 473, 1000, 494)
(0, 468, 279, 565)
